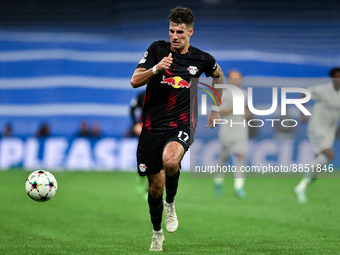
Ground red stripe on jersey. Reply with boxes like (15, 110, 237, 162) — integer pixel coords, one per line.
(166, 89, 178, 129)
(169, 121, 178, 128)
(165, 69, 173, 77)
(142, 90, 147, 111)
(144, 113, 152, 130)
(143, 89, 152, 131)
(191, 94, 196, 130)
(179, 111, 189, 123)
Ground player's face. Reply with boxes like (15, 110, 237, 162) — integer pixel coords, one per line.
(228, 71, 242, 87)
(169, 22, 193, 54)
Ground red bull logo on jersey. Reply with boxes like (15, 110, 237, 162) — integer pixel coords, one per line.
(161, 75, 191, 89)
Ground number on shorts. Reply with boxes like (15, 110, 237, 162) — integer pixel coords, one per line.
(178, 131, 189, 143)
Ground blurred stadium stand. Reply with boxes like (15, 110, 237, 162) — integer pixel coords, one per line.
(0, 0, 339, 170)
(0, 0, 339, 24)
(0, 0, 339, 137)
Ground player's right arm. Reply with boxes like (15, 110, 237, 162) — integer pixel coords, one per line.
(131, 53, 173, 88)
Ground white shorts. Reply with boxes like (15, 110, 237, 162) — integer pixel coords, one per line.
(307, 129, 335, 155)
(219, 136, 248, 156)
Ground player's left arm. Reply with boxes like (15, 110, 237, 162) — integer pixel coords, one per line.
(206, 64, 224, 129)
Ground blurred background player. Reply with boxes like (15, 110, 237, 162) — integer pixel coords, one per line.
(128, 91, 148, 198)
(128, 91, 145, 138)
(274, 108, 296, 140)
(294, 67, 340, 203)
(214, 70, 250, 198)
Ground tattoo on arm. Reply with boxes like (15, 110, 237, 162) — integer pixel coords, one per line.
(211, 64, 224, 106)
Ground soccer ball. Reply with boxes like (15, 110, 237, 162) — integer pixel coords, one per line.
(25, 170, 58, 202)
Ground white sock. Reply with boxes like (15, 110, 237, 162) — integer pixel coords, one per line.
(297, 153, 329, 191)
(234, 178, 245, 190)
(214, 177, 224, 186)
(234, 158, 245, 190)
(215, 146, 229, 186)
(305, 153, 329, 179)
(296, 178, 308, 191)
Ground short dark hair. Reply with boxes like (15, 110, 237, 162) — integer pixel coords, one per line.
(169, 6, 195, 28)
(329, 67, 340, 77)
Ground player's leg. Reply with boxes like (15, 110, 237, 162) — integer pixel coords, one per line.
(308, 149, 333, 181)
(214, 144, 230, 196)
(148, 170, 165, 251)
(148, 170, 165, 231)
(136, 130, 166, 250)
(163, 140, 184, 200)
(234, 153, 246, 199)
(162, 140, 184, 233)
(232, 136, 247, 198)
(295, 148, 333, 203)
(134, 124, 147, 198)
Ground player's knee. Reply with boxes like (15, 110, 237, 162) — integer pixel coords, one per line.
(163, 156, 179, 174)
(148, 183, 164, 198)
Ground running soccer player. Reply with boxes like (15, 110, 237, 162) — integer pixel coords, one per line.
(131, 6, 224, 251)
(214, 70, 250, 198)
(294, 67, 340, 203)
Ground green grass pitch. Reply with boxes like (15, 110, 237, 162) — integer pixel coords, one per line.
(0, 170, 339, 254)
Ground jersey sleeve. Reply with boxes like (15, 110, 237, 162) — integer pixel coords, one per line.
(203, 52, 218, 77)
(136, 41, 159, 70)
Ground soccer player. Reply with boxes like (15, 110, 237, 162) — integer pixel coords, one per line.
(294, 67, 340, 203)
(128, 91, 145, 138)
(131, 6, 224, 251)
(214, 70, 250, 198)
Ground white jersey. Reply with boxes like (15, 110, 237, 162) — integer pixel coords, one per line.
(307, 83, 340, 153)
(218, 87, 248, 141)
(308, 83, 340, 135)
